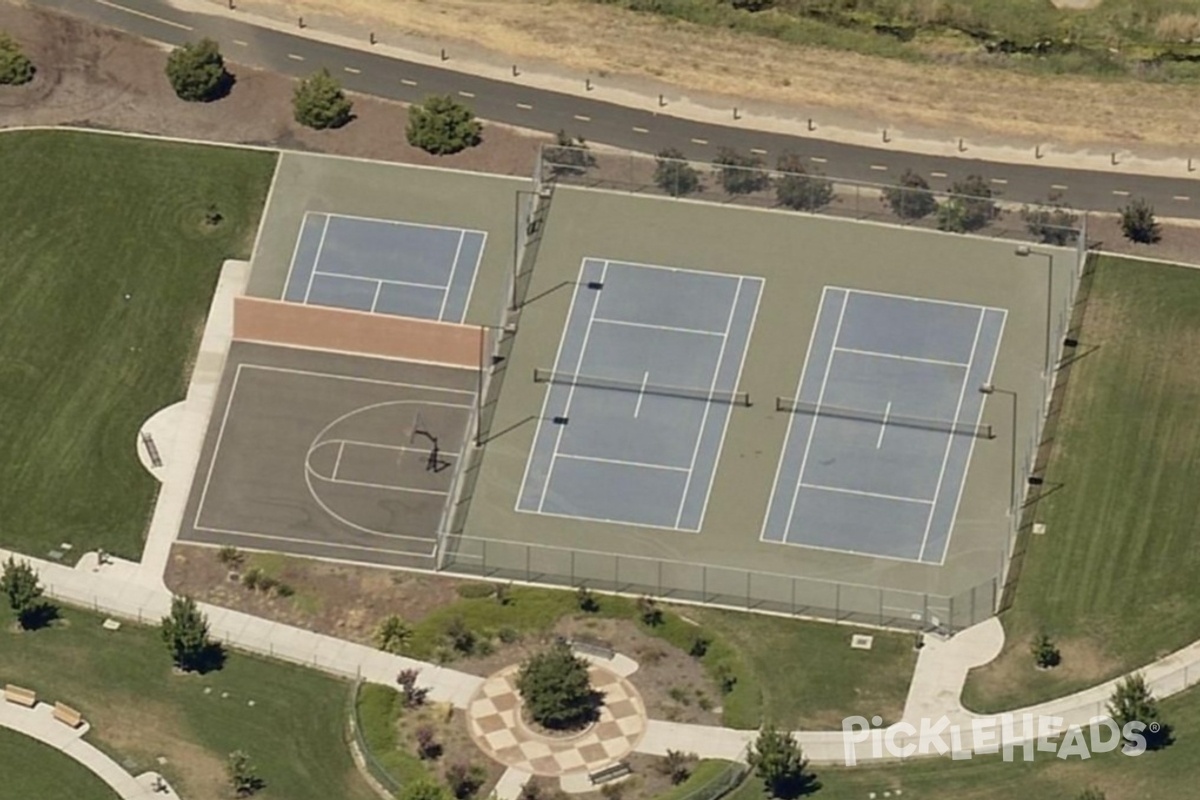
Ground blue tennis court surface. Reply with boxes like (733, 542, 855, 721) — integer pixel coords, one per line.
(762, 287, 1006, 564)
(517, 259, 762, 531)
(282, 212, 486, 322)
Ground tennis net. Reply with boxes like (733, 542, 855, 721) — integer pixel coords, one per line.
(534, 368, 751, 407)
(775, 397, 993, 438)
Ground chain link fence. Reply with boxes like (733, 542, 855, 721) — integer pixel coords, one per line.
(347, 680, 403, 798)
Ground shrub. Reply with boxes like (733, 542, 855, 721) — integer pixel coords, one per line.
(775, 152, 834, 211)
(415, 724, 442, 760)
(293, 67, 353, 129)
(397, 668, 430, 707)
(1108, 673, 1169, 750)
(1021, 203, 1079, 245)
(241, 567, 263, 590)
(1031, 633, 1061, 669)
(1, 556, 50, 630)
(1076, 788, 1106, 800)
(445, 617, 478, 655)
(402, 779, 449, 800)
(217, 545, 244, 567)
(161, 595, 219, 672)
(576, 586, 600, 613)
(637, 596, 664, 627)
(165, 38, 230, 102)
(688, 633, 710, 658)
(517, 641, 601, 730)
(659, 750, 696, 785)
(498, 626, 521, 644)
(273, 582, 295, 598)
(494, 583, 512, 606)
(750, 725, 818, 797)
(714, 663, 737, 695)
(713, 147, 769, 195)
(455, 582, 495, 599)
(1120, 198, 1161, 244)
(445, 761, 487, 799)
(406, 94, 483, 155)
(882, 169, 938, 220)
(653, 148, 702, 197)
(546, 129, 596, 177)
(256, 575, 279, 593)
(375, 615, 413, 654)
(227, 750, 265, 797)
(0, 32, 34, 86)
(936, 175, 996, 233)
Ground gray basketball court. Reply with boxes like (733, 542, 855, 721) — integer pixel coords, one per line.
(516, 258, 761, 530)
(282, 211, 486, 322)
(761, 287, 1006, 564)
(179, 342, 475, 567)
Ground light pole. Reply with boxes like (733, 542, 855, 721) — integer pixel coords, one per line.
(1015, 245, 1055, 376)
(512, 189, 540, 311)
(979, 383, 1017, 518)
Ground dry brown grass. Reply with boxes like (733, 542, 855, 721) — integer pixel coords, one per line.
(224, 0, 1200, 147)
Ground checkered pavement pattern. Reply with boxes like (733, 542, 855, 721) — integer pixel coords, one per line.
(466, 664, 647, 776)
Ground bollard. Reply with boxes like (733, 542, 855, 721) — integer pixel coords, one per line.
(369, 32, 376, 45)
(658, 93, 666, 107)
(1035, 144, 1043, 160)
(512, 64, 519, 77)
(585, 77, 592, 91)
(957, 137, 966, 152)
(227, 0, 234, 9)
(440, 48, 448, 61)
(1111, 151, 1118, 166)
(807, 118, 815, 131)
(1190, 157, 1195, 173)
(882, 129, 890, 143)
(298, 15, 304, 28)
(733, 107, 740, 120)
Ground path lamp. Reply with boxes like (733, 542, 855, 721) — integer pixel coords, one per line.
(1015, 245, 1055, 377)
(979, 383, 1017, 519)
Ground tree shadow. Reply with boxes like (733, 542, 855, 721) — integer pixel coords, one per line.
(206, 70, 237, 102)
(185, 642, 227, 675)
(17, 602, 59, 631)
(770, 769, 822, 799)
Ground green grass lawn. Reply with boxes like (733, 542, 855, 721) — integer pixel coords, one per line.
(0, 728, 120, 800)
(401, 584, 915, 730)
(0, 130, 275, 562)
(727, 677, 1200, 800)
(0, 604, 374, 800)
(964, 256, 1200, 713)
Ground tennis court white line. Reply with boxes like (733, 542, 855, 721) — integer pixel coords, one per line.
(588, 255, 746, 283)
(842, 286, 1005, 314)
(303, 215, 332, 303)
(593, 317, 725, 338)
(783, 289, 849, 538)
(281, 210, 321, 301)
(516, 262, 591, 513)
(437, 229, 467, 321)
(798, 482, 933, 506)
(557, 452, 690, 473)
(633, 371, 649, 418)
(675, 276, 742, 529)
(370, 280, 383, 313)
(311, 270, 446, 292)
(539, 260, 609, 512)
(876, 401, 891, 448)
(193, 364, 246, 530)
(833, 346, 969, 369)
(319, 210, 486, 238)
(457, 231, 487, 324)
(332, 441, 345, 480)
(241, 363, 476, 398)
(917, 307, 985, 562)
(760, 287, 830, 541)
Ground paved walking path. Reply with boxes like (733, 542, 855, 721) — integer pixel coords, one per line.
(0, 700, 177, 799)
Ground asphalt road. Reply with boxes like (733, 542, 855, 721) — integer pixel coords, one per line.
(32, 0, 1200, 217)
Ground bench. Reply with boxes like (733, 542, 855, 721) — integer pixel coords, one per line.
(569, 637, 615, 660)
(3, 685, 36, 708)
(52, 702, 84, 729)
(588, 761, 632, 785)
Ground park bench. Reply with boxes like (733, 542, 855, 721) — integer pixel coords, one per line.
(3, 684, 36, 708)
(588, 761, 632, 785)
(52, 702, 84, 729)
(568, 637, 615, 660)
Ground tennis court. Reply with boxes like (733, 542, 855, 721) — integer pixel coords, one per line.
(516, 258, 762, 530)
(762, 287, 1006, 564)
(282, 211, 486, 322)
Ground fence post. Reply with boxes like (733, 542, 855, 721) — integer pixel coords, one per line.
(835, 583, 841, 620)
(745, 571, 751, 609)
(790, 578, 796, 615)
(878, 590, 884, 627)
(657, 561, 663, 595)
(525, 545, 530, 581)
(701, 566, 707, 602)
(570, 550, 576, 584)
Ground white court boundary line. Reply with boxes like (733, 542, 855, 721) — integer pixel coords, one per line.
(798, 481, 933, 506)
(781, 288, 850, 540)
(916, 308, 985, 562)
(313, 438, 464, 459)
(538, 260, 610, 512)
(557, 452, 690, 474)
(281, 210, 323, 301)
(302, 214, 332, 303)
(190, 526, 437, 555)
(312, 270, 447, 291)
(593, 317, 725, 338)
(674, 276, 742, 529)
(456, 230, 488, 324)
(760, 286, 831, 542)
(193, 362, 472, 532)
(833, 346, 969, 369)
(438, 229, 467, 321)
(929, 307, 1009, 567)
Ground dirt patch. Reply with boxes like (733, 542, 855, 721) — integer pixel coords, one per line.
(166, 545, 465, 646)
(87, 699, 228, 800)
(0, 2, 547, 172)
(964, 633, 1123, 713)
